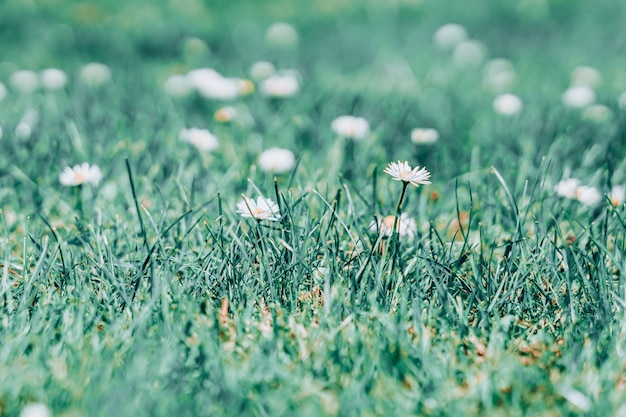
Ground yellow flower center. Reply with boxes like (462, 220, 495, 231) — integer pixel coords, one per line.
(74, 172, 86, 183)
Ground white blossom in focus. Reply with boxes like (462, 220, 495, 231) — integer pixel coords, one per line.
(384, 161, 431, 187)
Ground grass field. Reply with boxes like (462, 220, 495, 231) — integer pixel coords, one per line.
(1, 0, 626, 415)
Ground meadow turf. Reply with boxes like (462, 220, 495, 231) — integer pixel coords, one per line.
(1, 0, 626, 415)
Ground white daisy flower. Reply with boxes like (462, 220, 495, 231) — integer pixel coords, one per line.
(369, 213, 417, 239)
(179, 128, 219, 152)
(432, 23, 468, 50)
(575, 185, 601, 206)
(163, 74, 192, 97)
(265, 22, 299, 48)
(571, 66, 601, 88)
(40, 68, 68, 90)
(555, 178, 581, 198)
(562, 85, 595, 108)
(410, 128, 439, 145)
(19, 403, 52, 417)
(249, 61, 276, 81)
(452, 40, 486, 68)
(197, 77, 239, 101)
(14, 123, 32, 140)
(258, 147, 296, 173)
(493, 93, 523, 116)
(79, 62, 112, 86)
(259, 72, 300, 98)
(331, 115, 370, 140)
(59, 163, 103, 187)
(10, 70, 39, 93)
(609, 185, 625, 207)
(384, 161, 431, 187)
(214, 106, 238, 123)
(236, 195, 280, 221)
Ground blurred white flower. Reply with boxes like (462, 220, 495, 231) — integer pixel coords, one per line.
(581, 104, 612, 123)
(249, 61, 276, 81)
(59, 163, 103, 187)
(163, 74, 192, 97)
(369, 213, 417, 239)
(0, 82, 7, 101)
(576, 185, 601, 206)
(410, 128, 439, 145)
(619, 92, 626, 109)
(483, 59, 516, 92)
(384, 161, 431, 187)
(14, 123, 32, 140)
(197, 77, 239, 100)
(186, 68, 221, 87)
(179, 128, 219, 152)
(571, 66, 601, 88)
(452, 40, 486, 68)
(40, 68, 67, 90)
(237, 79, 255, 95)
(181, 37, 210, 60)
(19, 403, 52, 417)
(562, 85, 595, 108)
(265, 22, 299, 48)
(493, 93, 523, 115)
(10, 70, 39, 93)
(214, 106, 238, 123)
(555, 178, 581, 198)
(260, 72, 299, 98)
(258, 147, 296, 173)
(237, 195, 280, 221)
(79, 62, 111, 86)
(433, 23, 468, 50)
(609, 185, 625, 207)
(331, 115, 370, 140)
